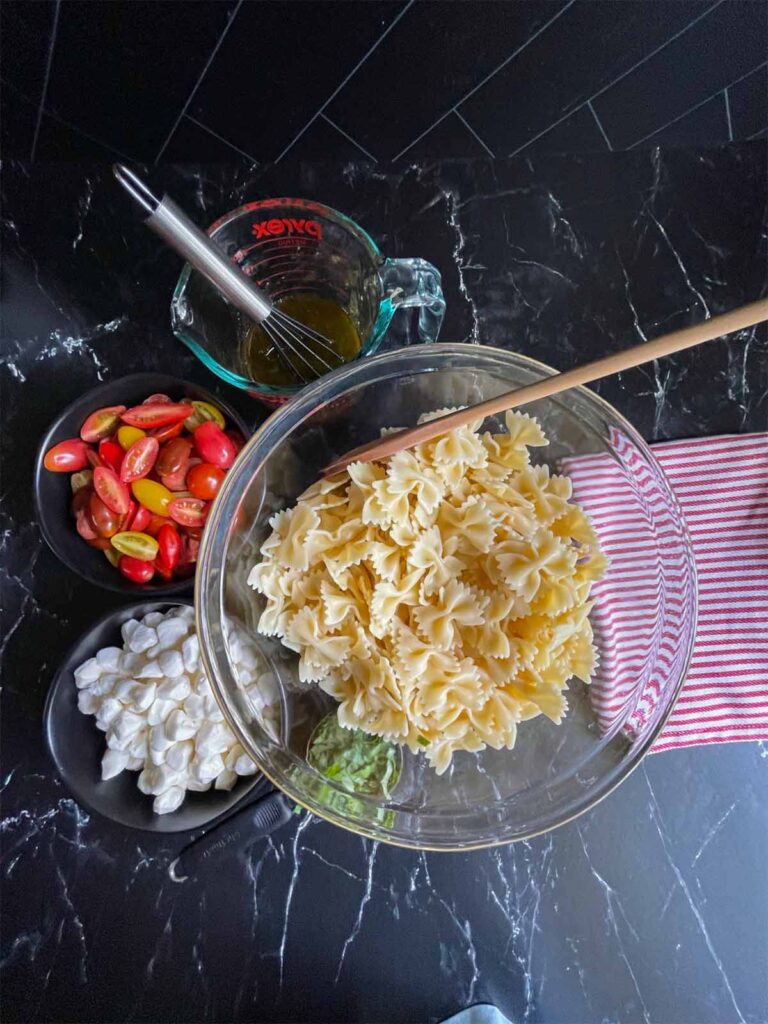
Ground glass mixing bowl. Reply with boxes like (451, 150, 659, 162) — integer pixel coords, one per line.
(196, 345, 697, 850)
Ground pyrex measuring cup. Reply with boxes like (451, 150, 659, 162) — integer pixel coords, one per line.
(171, 198, 446, 403)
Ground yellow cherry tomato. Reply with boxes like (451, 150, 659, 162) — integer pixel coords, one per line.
(117, 425, 146, 451)
(184, 400, 226, 431)
(103, 547, 121, 567)
(131, 479, 173, 517)
(110, 531, 159, 561)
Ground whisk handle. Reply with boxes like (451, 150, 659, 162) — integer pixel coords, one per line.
(113, 164, 272, 324)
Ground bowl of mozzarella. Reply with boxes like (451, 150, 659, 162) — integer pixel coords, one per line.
(196, 344, 696, 850)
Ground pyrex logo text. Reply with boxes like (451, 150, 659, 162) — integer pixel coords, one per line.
(251, 218, 322, 240)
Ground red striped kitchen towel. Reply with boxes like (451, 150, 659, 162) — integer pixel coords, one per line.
(566, 432, 768, 752)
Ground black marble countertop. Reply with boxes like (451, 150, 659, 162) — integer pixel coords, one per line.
(1, 147, 766, 1024)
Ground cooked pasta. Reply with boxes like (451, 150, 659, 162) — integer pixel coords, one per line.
(247, 410, 606, 774)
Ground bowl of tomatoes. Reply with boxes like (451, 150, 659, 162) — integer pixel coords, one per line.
(34, 374, 250, 593)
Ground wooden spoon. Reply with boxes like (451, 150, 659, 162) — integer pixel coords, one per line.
(323, 299, 768, 475)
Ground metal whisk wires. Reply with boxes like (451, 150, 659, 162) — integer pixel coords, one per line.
(260, 306, 345, 384)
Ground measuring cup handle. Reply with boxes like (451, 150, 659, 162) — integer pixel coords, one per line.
(379, 258, 446, 344)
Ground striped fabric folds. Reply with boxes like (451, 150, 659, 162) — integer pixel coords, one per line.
(567, 432, 768, 752)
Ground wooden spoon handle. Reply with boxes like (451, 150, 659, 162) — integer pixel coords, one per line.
(324, 299, 768, 474)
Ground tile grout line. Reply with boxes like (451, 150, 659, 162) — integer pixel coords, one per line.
(392, 0, 576, 161)
(274, 0, 417, 164)
(723, 88, 733, 143)
(320, 113, 378, 162)
(454, 110, 495, 158)
(184, 114, 259, 163)
(628, 59, 768, 149)
(29, 0, 60, 161)
(587, 100, 613, 151)
(506, 0, 725, 158)
(154, 0, 244, 164)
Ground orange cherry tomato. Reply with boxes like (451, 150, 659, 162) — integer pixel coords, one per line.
(121, 402, 193, 429)
(80, 405, 126, 443)
(150, 420, 185, 443)
(187, 462, 225, 501)
(168, 497, 207, 528)
(44, 439, 90, 473)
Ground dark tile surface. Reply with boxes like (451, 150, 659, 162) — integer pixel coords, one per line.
(34, 112, 132, 162)
(399, 111, 492, 162)
(284, 114, 376, 163)
(191, 0, 405, 162)
(521, 103, 610, 157)
(594, 1, 768, 149)
(43, 0, 237, 161)
(460, 0, 711, 155)
(163, 115, 260, 164)
(637, 94, 730, 149)
(728, 62, 768, 139)
(0, 0, 56, 158)
(325, 0, 557, 158)
(1, 147, 767, 1024)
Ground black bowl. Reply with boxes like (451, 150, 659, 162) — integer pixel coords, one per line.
(34, 373, 251, 595)
(43, 599, 264, 833)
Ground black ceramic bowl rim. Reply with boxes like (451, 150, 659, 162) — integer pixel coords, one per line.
(43, 598, 264, 834)
(33, 373, 251, 595)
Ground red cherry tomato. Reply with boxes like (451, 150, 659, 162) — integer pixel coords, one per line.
(145, 513, 171, 537)
(80, 405, 126, 443)
(156, 437, 193, 478)
(98, 438, 124, 474)
(156, 523, 181, 572)
(168, 497, 208, 528)
(44, 439, 90, 473)
(118, 555, 155, 583)
(159, 468, 189, 492)
(87, 536, 112, 551)
(129, 503, 152, 533)
(193, 422, 235, 469)
(120, 402, 193, 430)
(150, 420, 185, 443)
(120, 436, 159, 483)
(75, 508, 98, 541)
(187, 462, 225, 500)
(86, 448, 104, 469)
(143, 393, 172, 405)
(89, 491, 121, 538)
(93, 466, 131, 516)
(153, 558, 174, 581)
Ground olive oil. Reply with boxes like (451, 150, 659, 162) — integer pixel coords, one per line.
(241, 292, 362, 387)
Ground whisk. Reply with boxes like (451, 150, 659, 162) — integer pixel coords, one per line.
(113, 164, 344, 384)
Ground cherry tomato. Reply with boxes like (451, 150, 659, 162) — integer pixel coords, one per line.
(118, 555, 155, 583)
(80, 405, 126, 443)
(156, 437, 193, 478)
(44, 439, 90, 472)
(181, 533, 201, 565)
(168, 497, 208, 528)
(75, 508, 98, 541)
(87, 536, 112, 551)
(126, 503, 151, 534)
(156, 523, 181, 572)
(86, 448, 104, 469)
(150, 420, 185, 443)
(120, 402, 193, 430)
(98, 438, 124, 474)
(131, 479, 173, 517)
(225, 429, 246, 454)
(145, 513, 171, 537)
(117, 425, 145, 450)
(159, 468, 190, 492)
(111, 531, 159, 561)
(70, 469, 93, 493)
(70, 486, 93, 517)
(120, 436, 159, 483)
(153, 558, 174, 581)
(184, 400, 226, 431)
(104, 548, 121, 568)
(187, 462, 225, 500)
(89, 492, 121, 538)
(193, 422, 235, 469)
(93, 466, 131, 515)
(143, 393, 172, 405)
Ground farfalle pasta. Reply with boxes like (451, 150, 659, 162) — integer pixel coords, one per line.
(247, 410, 606, 774)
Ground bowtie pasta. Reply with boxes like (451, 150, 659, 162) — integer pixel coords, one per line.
(247, 410, 607, 774)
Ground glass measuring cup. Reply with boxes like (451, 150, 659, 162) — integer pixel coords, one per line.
(170, 198, 446, 403)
